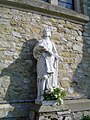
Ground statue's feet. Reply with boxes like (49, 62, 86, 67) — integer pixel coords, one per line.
(35, 96, 44, 105)
(40, 96, 44, 102)
(35, 98, 42, 105)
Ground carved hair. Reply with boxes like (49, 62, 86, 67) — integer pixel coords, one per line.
(43, 27, 51, 37)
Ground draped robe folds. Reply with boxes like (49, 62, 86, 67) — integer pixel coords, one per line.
(33, 38, 59, 101)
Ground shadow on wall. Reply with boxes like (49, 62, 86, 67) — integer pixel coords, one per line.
(72, 28, 90, 99)
(0, 39, 38, 119)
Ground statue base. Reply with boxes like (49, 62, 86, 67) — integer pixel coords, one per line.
(35, 99, 57, 106)
(35, 99, 42, 105)
(42, 100, 57, 106)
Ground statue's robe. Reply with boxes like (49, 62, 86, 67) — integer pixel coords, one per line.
(33, 38, 58, 101)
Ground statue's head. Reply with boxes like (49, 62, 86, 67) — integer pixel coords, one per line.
(43, 27, 51, 37)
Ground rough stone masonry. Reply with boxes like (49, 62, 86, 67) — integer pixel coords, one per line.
(0, 0, 90, 119)
(0, 5, 89, 101)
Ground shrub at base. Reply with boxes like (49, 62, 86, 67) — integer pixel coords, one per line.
(43, 86, 66, 105)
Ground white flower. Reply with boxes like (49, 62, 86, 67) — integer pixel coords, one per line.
(58, 93, 61, 97)
(61, 87, 65, 91)
(55, 94, 58, 98)
(56, 85, 59, 88)
(58, 98, 63, 104)
(49, 87, 54, 92)
(61, 99, 64, 104)
(45, 90, 49, 93)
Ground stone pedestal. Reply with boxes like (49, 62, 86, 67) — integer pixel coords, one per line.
(36, 109, 72, 120)
(42, 100, 57, 106)
(29, 105, 71, 120)
(35, 99, 57, 106)
(29, 99, 90, 120)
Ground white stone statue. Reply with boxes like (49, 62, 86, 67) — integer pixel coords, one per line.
(33, 28, 62, 103)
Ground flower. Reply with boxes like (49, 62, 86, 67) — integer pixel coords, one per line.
(55, 94, 58, 98)
(61, 87, 65, 91)
(49, 87, 54, 92)
(45, 90, 49, 93)
(56, 85, 59, 88)
(43, 86, 66, 105)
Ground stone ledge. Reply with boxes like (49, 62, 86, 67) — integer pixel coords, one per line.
(0, 0, 89, 24)
(30, 99, 90, 113)
(0, 102, 33, 118)
(0, 99, 90, 118)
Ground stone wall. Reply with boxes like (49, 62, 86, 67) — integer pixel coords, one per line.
(82, 0, 90, 98)
(0, 0, 90, 119)
(0, 5, 86, 101)
(0, 7, 38, 101)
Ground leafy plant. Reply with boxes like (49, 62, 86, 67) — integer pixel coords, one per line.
(81, 115, 90, 120)
(43, 86, 66, 105)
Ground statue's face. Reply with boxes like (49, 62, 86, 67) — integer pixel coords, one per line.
(43, 29, 51, 37)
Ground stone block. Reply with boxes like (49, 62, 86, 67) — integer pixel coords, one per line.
(73, 44, 82, 52)
(12, 31, 22, 38)
(49, 0, 58, 5)
(60, 81, 70, 88)
(42, 100, 57, 106)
